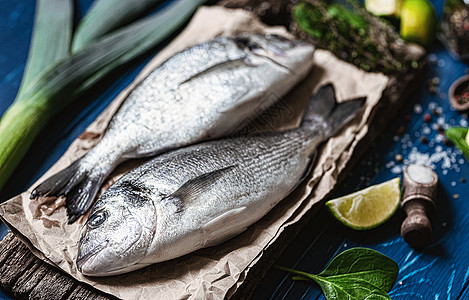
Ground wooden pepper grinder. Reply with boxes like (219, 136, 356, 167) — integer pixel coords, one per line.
(401, 164, 438, 249)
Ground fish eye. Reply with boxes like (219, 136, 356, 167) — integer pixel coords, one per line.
(88, 211, 107, 228)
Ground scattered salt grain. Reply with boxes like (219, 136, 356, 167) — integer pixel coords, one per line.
(451, 181, 457, 187)
(435, 134, 444, 143)
(414, 104, 423, 114)
(460, 119, 468, 127)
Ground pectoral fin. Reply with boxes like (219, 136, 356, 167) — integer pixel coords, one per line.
(164, 166, 236, 212)
(200, 207, 247, 247)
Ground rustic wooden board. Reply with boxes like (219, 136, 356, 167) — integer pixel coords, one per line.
(0, 232, 115, 299)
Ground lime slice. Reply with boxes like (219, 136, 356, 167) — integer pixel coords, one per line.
(400, 0, 437, 47)
(365, 0, 402, 17)
(466, 130, 469, 147)
(326, 178, 401, 230)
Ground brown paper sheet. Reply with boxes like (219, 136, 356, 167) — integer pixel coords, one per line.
(0, 6, 389, 299)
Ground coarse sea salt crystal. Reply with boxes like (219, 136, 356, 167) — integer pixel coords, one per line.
(391, 165, 403, 174)
(405, 147, 453, 169)
(460, 119, 468, 127)
(414, 104, 423, 114)
(407, 164, 435, 184)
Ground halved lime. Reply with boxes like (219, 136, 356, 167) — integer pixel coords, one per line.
(326, 178, 401, 230)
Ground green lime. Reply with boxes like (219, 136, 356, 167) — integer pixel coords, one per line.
(326, 178, 401, 230)
(365, 0, 403, 17)
(400, 0, 437, 47)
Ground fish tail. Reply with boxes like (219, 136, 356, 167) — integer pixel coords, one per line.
(301, 83, 365, 137)
(30, 157, 106, 223)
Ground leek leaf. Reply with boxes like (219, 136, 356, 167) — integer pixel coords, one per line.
(17, 0, 72, 98)
(72, 0, 163, 52)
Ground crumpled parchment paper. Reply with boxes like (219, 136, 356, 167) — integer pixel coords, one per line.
(0, 6, 389, 300)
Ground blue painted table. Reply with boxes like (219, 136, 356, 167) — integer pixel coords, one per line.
(1, 1, 468, 299)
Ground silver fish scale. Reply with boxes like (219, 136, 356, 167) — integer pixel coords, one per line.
(82, 36, 288, 175)
(33, 34, 315, 225)
(114, 126, 322, 223)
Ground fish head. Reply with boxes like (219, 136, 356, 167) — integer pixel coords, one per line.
(76, 187, 157, 276)
(235, 34, 315, 73)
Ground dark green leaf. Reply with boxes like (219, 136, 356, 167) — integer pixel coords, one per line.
(314, 275, 391, 300)
(445, 127, 469, 161)
(276, 248, 398, 300)
(318, 247, 398, 292)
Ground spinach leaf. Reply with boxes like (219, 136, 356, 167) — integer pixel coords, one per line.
(445, 127, 469, 161)
(277, 247, 399, 300)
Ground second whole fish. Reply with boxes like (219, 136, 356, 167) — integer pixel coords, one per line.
(76, 84, 365, 276)
(30, 34, 315, 222)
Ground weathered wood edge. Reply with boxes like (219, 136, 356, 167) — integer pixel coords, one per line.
(0, 232, 117, 300)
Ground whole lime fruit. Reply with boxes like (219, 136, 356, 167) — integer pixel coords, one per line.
(400, 0, 437, 47)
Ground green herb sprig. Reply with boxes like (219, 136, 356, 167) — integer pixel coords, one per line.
(292, 0, 421, 74)
(277, 247, 399, 299)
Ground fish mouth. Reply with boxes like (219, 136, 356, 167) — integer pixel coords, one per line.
(76, 240, 109, 274)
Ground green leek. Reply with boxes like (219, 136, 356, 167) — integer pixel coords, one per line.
(0, 0, 207, 191)
(17, 0, 73, 99)
(72, 0, 162, 52)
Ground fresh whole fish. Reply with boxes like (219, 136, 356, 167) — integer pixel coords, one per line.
(76, 84, 365, 276)
(30, 34, 315, 223)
